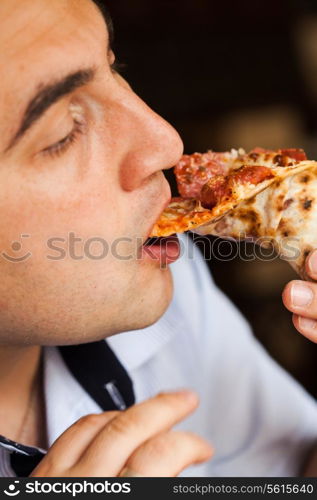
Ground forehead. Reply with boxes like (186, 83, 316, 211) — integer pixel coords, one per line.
(0, 0, 108, 58)
(0, 0, 108, 70)
(0, 0, 108, 143)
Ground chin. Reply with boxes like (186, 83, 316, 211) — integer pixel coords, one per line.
(69, 267, 174, 343)
(4, 266, 175, 347)
(119, 265, 174, 334)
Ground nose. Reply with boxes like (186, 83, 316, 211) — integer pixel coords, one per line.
(116, 86, 184, 192)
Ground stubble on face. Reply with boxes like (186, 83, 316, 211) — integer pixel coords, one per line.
(0, 0, 181, 346)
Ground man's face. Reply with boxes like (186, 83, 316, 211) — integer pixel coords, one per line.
(0, 0, 183, 345)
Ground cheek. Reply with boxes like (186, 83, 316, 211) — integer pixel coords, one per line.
(0, 158, 172, 342)
(0, 170, 148, 303)
(0, 173, 123, 249)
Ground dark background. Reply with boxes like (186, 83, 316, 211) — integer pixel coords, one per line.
(107, 0, 317, 397)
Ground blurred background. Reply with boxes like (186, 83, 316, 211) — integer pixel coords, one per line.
(107, 0, 317, 397)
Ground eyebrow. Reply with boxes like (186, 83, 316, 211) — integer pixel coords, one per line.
(5, 68, 95, 152)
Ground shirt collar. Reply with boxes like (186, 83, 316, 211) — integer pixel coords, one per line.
(43, 346, 101, 446)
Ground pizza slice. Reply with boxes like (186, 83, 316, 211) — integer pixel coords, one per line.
(151, 148, 317, 278)
(151, 148, 315, 237)
(197, 164, 317, 280)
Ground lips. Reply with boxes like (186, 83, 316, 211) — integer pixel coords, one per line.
(139, 193, 180, 266)
(141, 235, 180, 266)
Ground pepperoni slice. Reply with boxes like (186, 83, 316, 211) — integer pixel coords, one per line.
(280, 149, 307, 161)
(174, 151, 231, 199)
(200, 175, 228, 210)
(233, 165, 274, 184)
(200, 165, 274, 209)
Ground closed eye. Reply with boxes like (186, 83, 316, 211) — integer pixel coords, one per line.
(41, 120, 85, 159)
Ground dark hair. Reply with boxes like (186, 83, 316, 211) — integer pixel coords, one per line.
(91, 1, 114, 46)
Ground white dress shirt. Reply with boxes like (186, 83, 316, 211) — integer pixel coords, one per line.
(0, 235, 316, 476)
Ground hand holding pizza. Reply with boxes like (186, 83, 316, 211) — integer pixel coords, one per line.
(283, 250, 317, 343)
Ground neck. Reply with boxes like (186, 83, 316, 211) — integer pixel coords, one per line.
(0, 345, 46, 448)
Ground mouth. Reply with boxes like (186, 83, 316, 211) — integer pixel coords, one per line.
(139, 193, 179, 266)
(141, 235, 180, 266)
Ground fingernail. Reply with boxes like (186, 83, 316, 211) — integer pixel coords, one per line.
(308, 250, 317, 275)
(290, 283, 313, 307)
(299, 317, 317, 330)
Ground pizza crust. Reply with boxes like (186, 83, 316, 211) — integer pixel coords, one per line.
(150, 198, 214, 237)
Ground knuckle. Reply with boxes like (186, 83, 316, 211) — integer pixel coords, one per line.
(145, 434, 172, 458)
(107, 412, 140, 437)
(76, 413, 102, 428)
(126, 433, 173, 472)
(125, 431, 213, 476)
(75, 411, 118, 430)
